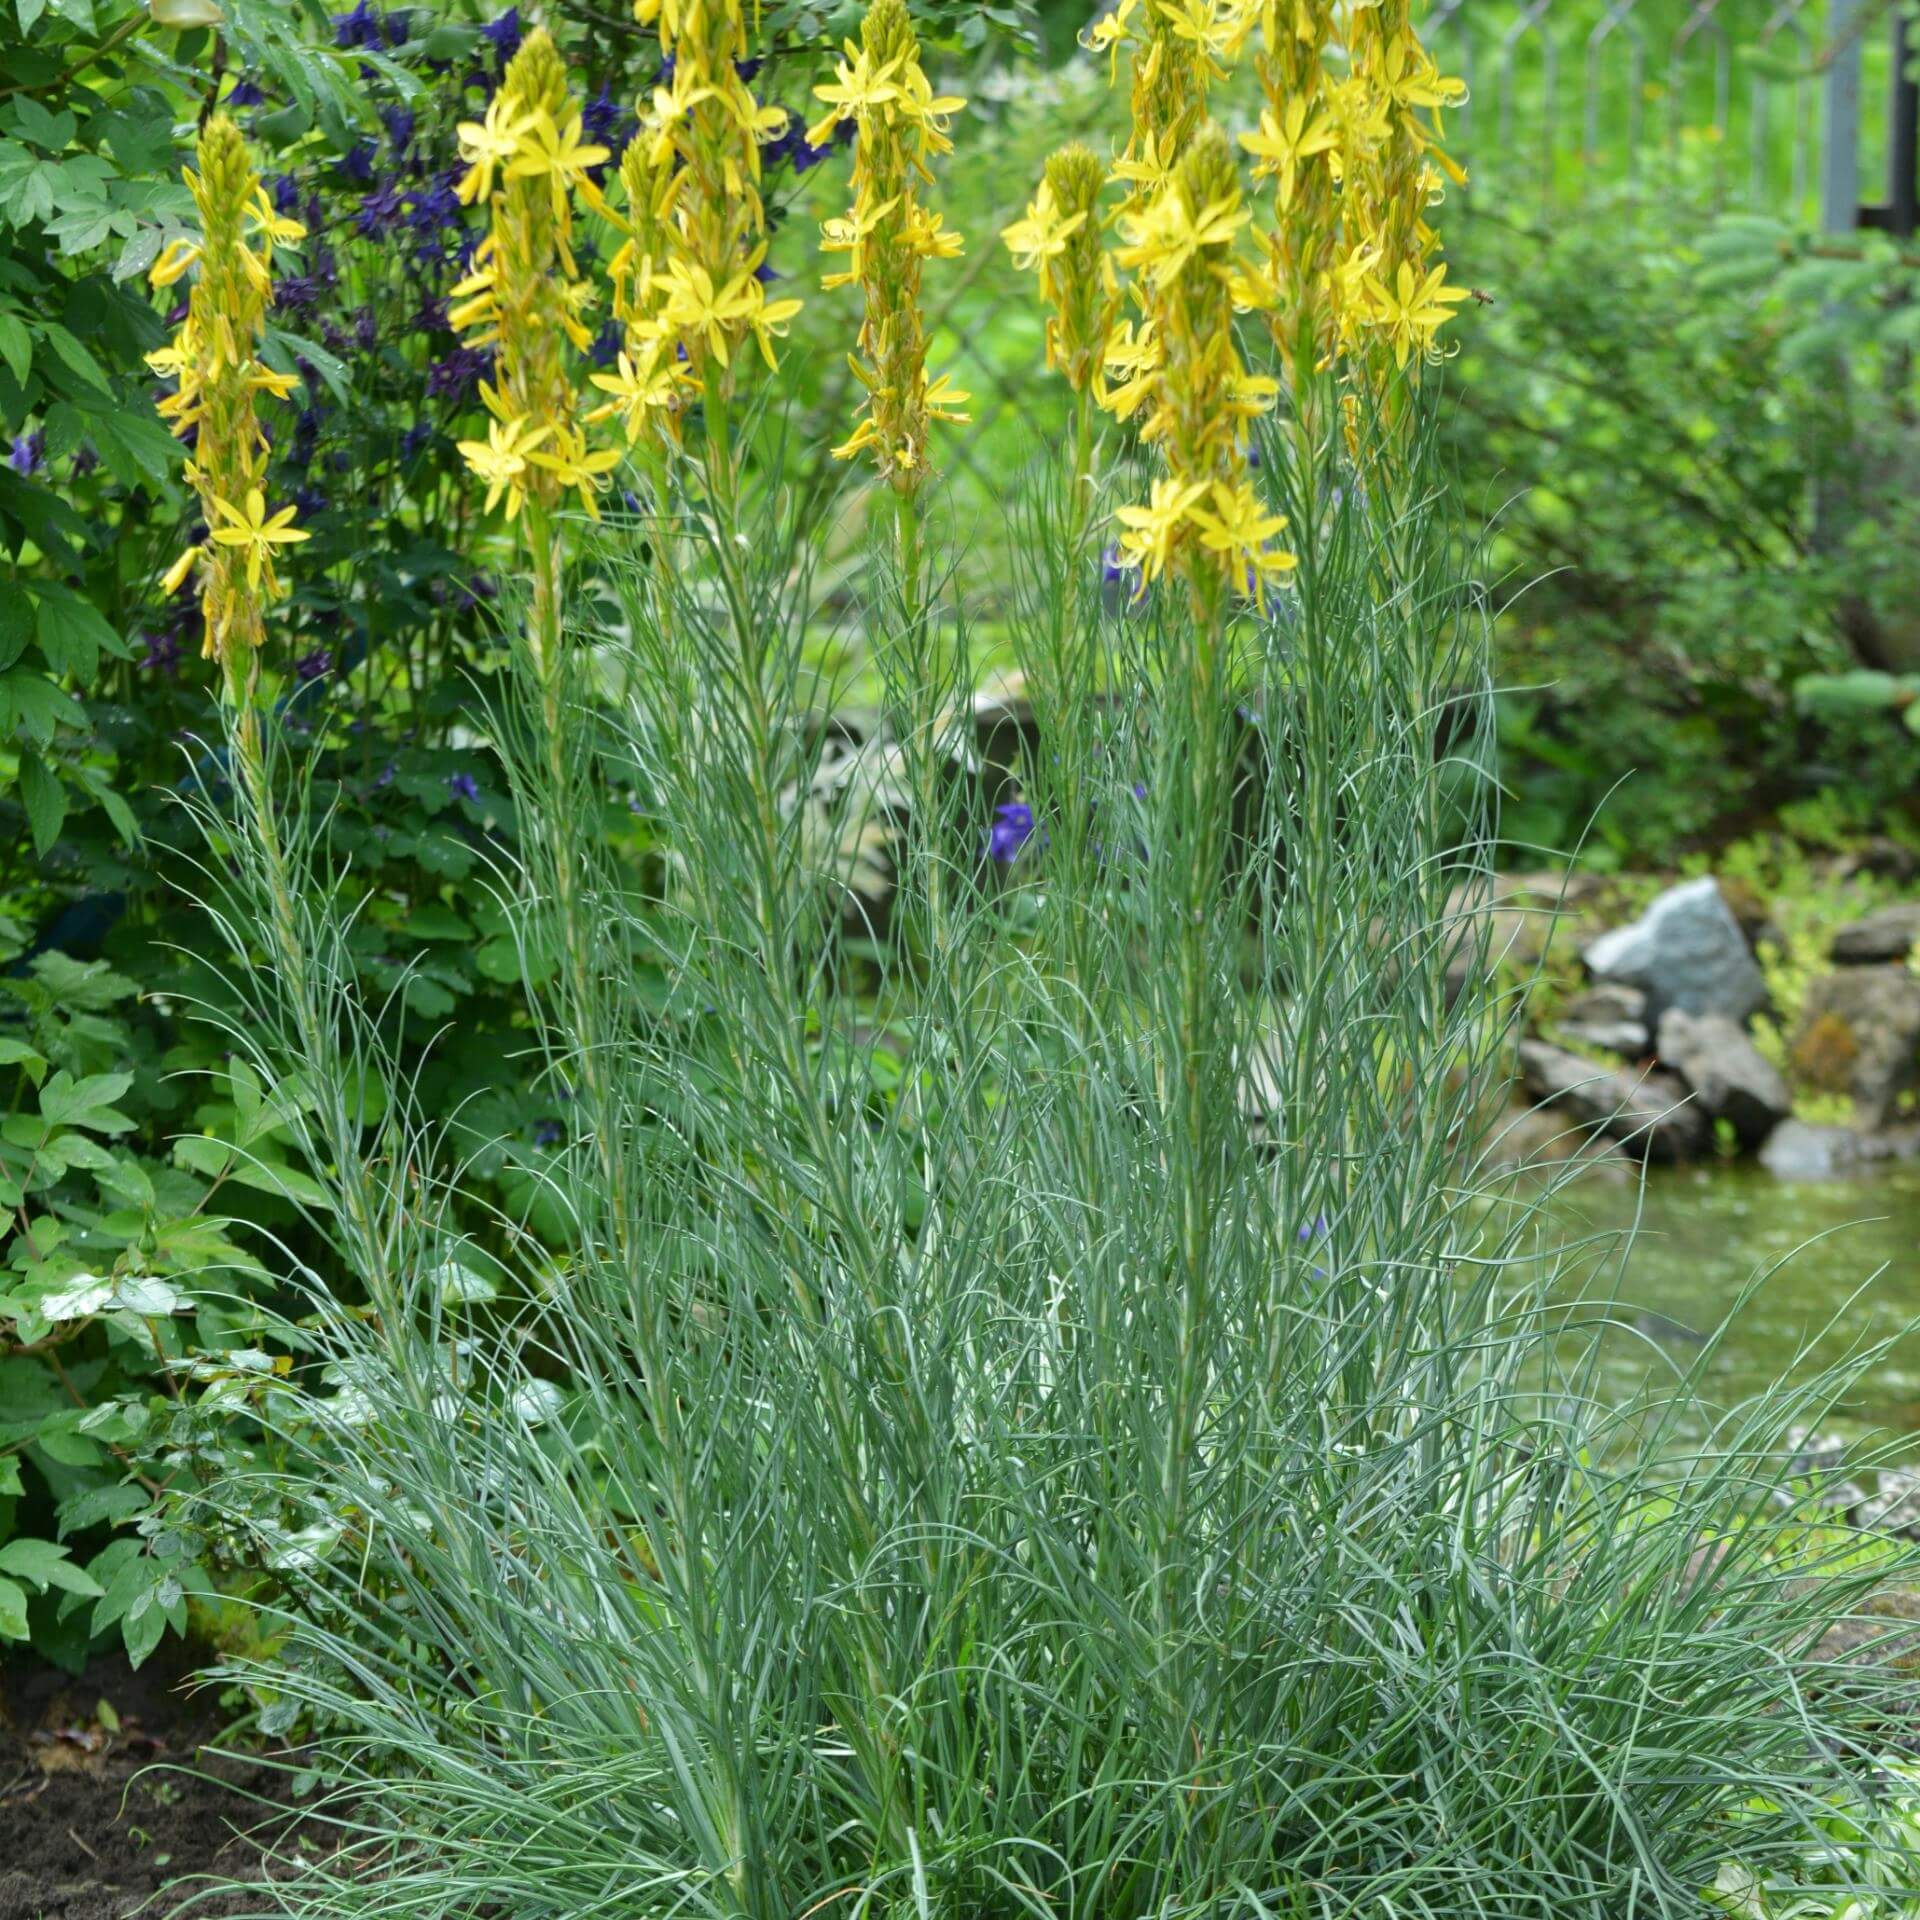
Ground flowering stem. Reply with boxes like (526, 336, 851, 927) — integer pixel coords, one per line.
(525, 498, 630, 1250)
(1158, 560, 1229, 1650)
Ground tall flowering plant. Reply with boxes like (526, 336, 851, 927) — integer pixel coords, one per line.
(447, 28, 631, 1239)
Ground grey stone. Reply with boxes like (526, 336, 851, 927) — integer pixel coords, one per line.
(1757, 1118, 1920, 1180)
(1655, 1007, 1791, 1146)
(1483, 1099, 1630, 1175)
(1859, 1468, 1920, 1538)
(1836, 838, 1919, 886)
(1793, 964, 1920, 1129)
(1785, 1426, 1849, 1480)
(1582, 877, 1769, 1027)
(1556, 1020, 1651, 1056)
(1516, 1039, 1709, 1162)
(1560, 983, 1649, 1025)
(1831, 903, 1920, 965)
(1550, 984, 1651, 1056)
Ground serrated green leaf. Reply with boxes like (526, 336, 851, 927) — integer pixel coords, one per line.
(38, 320, 111, 393)
(0, 1537, 104, 1598)
(35, 586, 120, 679)
(0, 312, 28, 385)
(18, 751, 66, 857)
(40, 1070, 135, 1132)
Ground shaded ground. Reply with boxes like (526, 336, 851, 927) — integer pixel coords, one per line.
(0, 1646, 317, 1920)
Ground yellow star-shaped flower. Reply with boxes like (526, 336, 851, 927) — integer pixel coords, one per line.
(455, 413, 553, 520)
(1001, 181, 1086, 275)
(208, 489, 310, 593)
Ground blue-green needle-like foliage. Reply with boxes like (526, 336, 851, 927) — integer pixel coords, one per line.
(188, 391, 1919, 1920)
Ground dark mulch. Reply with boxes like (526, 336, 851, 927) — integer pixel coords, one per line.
(0, 1645, 321, 1920)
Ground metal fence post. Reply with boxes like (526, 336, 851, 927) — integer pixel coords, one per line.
(1821, 0, 1861, 231)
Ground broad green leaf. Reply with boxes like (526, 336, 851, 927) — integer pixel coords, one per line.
(0, 1575, 26, 1641)
(35, 587, 121, 679)
(38, 321, 112, 394)
(37, 1274, 113, 1321)
(0, 1537, 105, 1598)
(40, 1071, 135, 1132)
(19, 751, 67, 857)
(0, 312, 28, 385)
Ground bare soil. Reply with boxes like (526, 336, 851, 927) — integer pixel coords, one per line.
(0, 1645, 319, 1920)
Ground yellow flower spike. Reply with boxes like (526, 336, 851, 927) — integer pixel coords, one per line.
(450, 30, 611, 524)
(1007, 145, 1112, 400)
(1240, 94, 1338, 213)
(813, 0, 968, 496)
(627, 0, 802, 393)
(590, 349, 681, 444)
(505, 108, 610, 224)
(1106, 125, 1289, 610)
(1113, 475, 1207, 585)
(1001, 181, 1086, 275)
(528, 425, 622, 519)
(147, 113, 305, 667)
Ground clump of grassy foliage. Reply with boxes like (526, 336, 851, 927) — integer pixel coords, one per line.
(172, 379, 1920, 1920)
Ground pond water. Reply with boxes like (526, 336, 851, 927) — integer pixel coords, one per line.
(1538, 1162, 1920, 1444)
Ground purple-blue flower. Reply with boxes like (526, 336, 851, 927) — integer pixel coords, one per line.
(141, 628, 182, 674)
(227, 78, 269, 107)
(270, 172, 301, 215)
(400, 421, 434, 461)
(448, 770, 481, 802)
(357, 183, 406, 236)
(332, 0, 384, 48)
(9, 429, 44, 476)
(383, 106, 417, 151)
(481, 6, 521, 60)
(408, 173, 464, 240)
(295, 647, 334, 683)
(426, 345, 489, 401)
(533, 1118, 563, 1147)
(989, 801, 1036, 864)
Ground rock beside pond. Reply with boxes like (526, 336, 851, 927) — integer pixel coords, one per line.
(1582, 877, 1769, 1027)
(1830, 902, 1920, 965)
(1655, 1008, 1790, 1147)
(1555, 982, 1651, 1056)
(1516, 1038, 1709, 1162)
(1860, 1469, 1920, 1539)
(1791, 964, 1920, 1129)
(1757, 1117, 1920, 1180)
